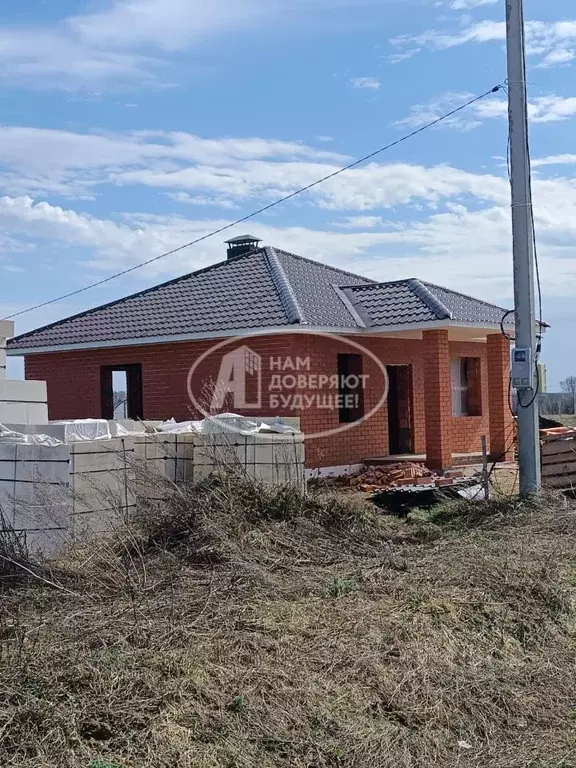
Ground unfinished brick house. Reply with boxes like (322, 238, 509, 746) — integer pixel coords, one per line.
(7, 235, 515, 472)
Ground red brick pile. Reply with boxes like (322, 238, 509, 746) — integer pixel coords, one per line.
(348, 463, 462, 492)
(540, 426, 576, 438)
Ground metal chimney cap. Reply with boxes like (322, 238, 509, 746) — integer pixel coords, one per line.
(224, 235, 261, 245)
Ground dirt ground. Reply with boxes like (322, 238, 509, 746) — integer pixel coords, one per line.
(490, 464, 520, 496)
(2, 475, 575, 768)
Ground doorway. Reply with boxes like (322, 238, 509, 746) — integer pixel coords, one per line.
(101, 364, 143, 420)
(387, 365, 414, 455)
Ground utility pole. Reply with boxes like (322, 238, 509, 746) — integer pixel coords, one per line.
(506, 0, 540, 496)
(506, 0, 541, 495)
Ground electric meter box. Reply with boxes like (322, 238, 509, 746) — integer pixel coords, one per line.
(511, 347, 532, 389)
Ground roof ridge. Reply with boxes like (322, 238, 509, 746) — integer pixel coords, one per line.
(407, 278, 452, 321)
(8, 249, 266, 345)
(272, 247, 376, 283)
(335, 286, 369, 328)
(264, 247, 305, 324)
(342, 278, 412, 290)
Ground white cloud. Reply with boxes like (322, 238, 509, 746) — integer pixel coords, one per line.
(448, 0, 497, 8)
(475, 94, 576, 124)
(113, 160, 513, 211)
(165, 192, 238, 208)
(0, 123, 514, 213)
(3, 187, 576, 309)
(0, 28, 157, 90)
(0, 125, 348, 198)
(539, 48, 576, 67)
(70, 0, 385, 50)
(0, 0, 385, 90)
(387, 49, 419, 64)
(525, 96, 576, 123)
(533, 154, 576, 168)
(336, 215, 384, 228)
(350, 77, 381, 90)
(398, 92, 576, 130)
(391, 20, 505, 51)
(69, 0, 268, 51)
(391, 19, 576, 68)
(395, 91, 481, 130)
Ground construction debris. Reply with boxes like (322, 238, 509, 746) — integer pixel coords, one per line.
(540, 426, 576, 440)
(347, 462, 462, 492)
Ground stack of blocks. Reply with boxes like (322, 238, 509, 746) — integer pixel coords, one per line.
(0, 437, 136, 555)
(0, 427, 306, 555)
(0, 320, 49, 425)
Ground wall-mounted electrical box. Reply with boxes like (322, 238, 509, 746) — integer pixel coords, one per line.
(511, 347, 533, 389)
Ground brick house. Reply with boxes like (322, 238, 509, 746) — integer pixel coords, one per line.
(7, 235, 515, 472)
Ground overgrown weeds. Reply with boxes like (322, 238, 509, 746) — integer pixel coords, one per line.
(0, 510, 43, 585)
(1, 470, 575, 767)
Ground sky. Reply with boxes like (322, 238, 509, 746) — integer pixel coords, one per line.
(0, 0, 575, 389)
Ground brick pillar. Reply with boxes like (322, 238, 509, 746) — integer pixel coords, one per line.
(487, 334, 514, 461)
(423, 329, 452, 470)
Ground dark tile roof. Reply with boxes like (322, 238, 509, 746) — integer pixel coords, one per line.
(7, 247, 512, 353)
(344, 279, 511, 328)
(272, 248, 371, 326)
(419, 281, 512, 326)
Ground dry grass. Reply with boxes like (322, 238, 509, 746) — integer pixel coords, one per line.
(552, 415, 576, 429)
(1, 474, 576, 768)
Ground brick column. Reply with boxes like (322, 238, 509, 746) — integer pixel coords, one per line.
(487, 334, 514, 461)
(423, 329, 452, 470)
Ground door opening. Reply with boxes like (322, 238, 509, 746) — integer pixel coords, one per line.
(101, 364, 143, 420)
(387, 365, 414, 455)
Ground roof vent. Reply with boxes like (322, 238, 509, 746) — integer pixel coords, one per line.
(225, 234, 262, 260)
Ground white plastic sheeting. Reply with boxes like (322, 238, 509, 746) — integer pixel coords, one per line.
(0, 423, 63, 447)
(157, 413, 301, 437)
(51, 419, 113, 442)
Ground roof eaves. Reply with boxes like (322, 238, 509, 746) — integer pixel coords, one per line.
(7, 319, 457, 355)
(264, 246, 306, 324)
(407, 278, 453, 321)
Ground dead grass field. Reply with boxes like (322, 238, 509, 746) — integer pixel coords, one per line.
(1, 475, 576, 768)
(555, 415, 576, 429)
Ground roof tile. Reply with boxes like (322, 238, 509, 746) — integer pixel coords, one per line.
(7, 248, 512, 352)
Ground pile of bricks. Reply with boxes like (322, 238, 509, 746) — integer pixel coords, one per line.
(540, 426, 576, 438)
(348, 463, 463, 493)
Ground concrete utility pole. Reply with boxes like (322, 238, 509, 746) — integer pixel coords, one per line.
(506, 0, 541, 495)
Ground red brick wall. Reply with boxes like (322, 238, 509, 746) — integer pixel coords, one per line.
(486, 334, 514, 460)
(449, 340, 491, 455)
(423, 330, 452, 470)
(24, 335, 303, 423)
(24, 332, 502, 470)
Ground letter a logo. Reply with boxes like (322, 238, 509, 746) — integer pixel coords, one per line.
(211, 346, 262, 410)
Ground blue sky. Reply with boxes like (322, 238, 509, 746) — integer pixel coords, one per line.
(1, 0, 575, 388)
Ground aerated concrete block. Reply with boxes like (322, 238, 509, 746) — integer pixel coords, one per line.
(0, 380, 47, 403)
(0, 322, 14, 383)
(0, 321, 14, 338)
(0, 379, 48, 425)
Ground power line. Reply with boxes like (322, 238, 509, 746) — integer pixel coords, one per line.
(3, 85, 503, 322)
